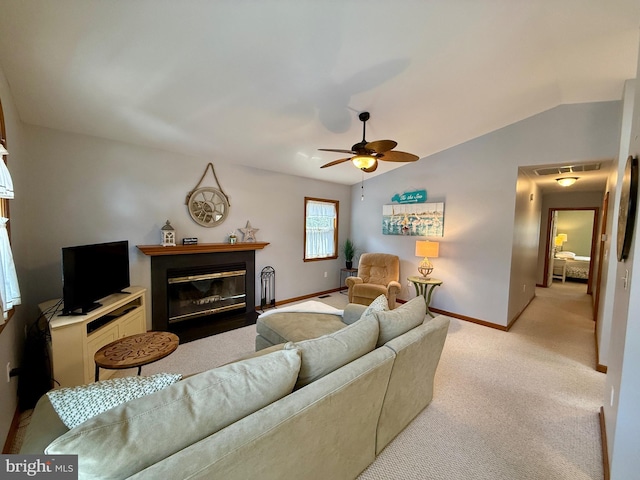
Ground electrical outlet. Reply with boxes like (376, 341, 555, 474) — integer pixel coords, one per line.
(323, 272, 327, 278)
(522, 284, 526, 292)
(6, 362, 11, 383)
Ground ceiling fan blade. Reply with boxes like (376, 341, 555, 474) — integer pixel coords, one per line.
(365, 139, 397, 154)
(378, 150, 419, 162)
(320, 157, 352, 168)
(318, 148, 357, 155)
(361, 160, 379, 173)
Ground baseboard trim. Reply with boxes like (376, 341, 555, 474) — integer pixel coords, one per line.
(255, 288, 343, 310)
(429, 307, 508, 331)
(264, 292, 510, 332)
(600, 407, 610, 480)
(2, 406, 20, 454)
(594, 329, 608, 373)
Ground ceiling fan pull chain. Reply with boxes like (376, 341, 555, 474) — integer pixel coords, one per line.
(361, 172, 365, 201)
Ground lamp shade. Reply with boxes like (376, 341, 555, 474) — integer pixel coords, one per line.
(415, 241, 439, 258)
(554, 236, 563, 247)
(351, 155, 376, 169)
(557, 233, 568, 242)
(556, 177, 578, 187)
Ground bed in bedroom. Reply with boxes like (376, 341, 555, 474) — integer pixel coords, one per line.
(555, 252, 590, 280)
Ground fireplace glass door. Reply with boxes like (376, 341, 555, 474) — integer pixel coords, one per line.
(167, 267, 246, 323)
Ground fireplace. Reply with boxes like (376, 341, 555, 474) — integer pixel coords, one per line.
(167, 265, 247, 323)
(138, 243, 269, 343)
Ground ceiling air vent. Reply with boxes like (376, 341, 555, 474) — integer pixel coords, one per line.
(533, 163, 601, 176)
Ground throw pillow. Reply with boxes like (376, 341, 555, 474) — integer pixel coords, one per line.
(360, 294, 389, 319)
(286, 314, 379, 389)
(46, 349, 301, 479)
(47, 373, 182, 429)
(374, 295, 426, 347)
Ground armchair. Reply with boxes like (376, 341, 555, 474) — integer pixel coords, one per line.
(345, 253, 401, 309)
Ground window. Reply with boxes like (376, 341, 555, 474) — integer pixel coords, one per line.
(304, 197, 338, 261)
(0, 96, 14, 332)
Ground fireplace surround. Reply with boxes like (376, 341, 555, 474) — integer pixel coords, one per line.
(138, 243, 269, 343)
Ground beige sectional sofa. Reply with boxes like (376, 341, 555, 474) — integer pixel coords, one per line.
(21, 296, 450, 480)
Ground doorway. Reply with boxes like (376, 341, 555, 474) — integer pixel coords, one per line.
(544, 207, 599, 294)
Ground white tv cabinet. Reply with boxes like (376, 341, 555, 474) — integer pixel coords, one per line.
(41, 286, 147, 388)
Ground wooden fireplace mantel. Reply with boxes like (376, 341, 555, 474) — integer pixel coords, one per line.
(137, 242, 269, 256)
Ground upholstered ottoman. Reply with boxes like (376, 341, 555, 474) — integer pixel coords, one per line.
(255, 302, 367, 351)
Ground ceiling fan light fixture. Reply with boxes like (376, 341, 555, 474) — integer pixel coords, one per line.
(556, 177, 578, 187)
(352, 155, 376, 170)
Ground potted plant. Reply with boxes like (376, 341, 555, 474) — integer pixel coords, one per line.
(341, 238, 357, 269)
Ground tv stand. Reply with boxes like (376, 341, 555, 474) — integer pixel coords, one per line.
(41, 287, 147, 387)
(62, 302, 102, 316)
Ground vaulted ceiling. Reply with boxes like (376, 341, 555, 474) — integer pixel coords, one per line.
(0, 1, 638, 186)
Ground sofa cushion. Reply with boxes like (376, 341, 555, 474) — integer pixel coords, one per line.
(46, 373, 182, 429)
(374, 296, 426, 347)
(342, 303, 368, 325)
(20, 395, 69, 455)
(286, 314, 379, 389)
(257, 312, 346, 345)
(46, 349, 301, 479)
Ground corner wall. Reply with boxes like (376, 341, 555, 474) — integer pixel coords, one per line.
(598, 79, 635, 369)
(350, 102, 620, 327)
(605, 43, 640, 476)
(0, 66, 28, 448)
(20, 125, 353, 327)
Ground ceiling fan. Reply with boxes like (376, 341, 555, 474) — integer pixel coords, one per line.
(318, 112, 419, 172)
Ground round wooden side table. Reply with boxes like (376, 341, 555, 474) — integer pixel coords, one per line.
(94, 331, 179, 381)
(407, 276, 443, 318)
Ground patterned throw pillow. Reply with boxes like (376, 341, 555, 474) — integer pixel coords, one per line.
(47, 373, 182, 429)
(361, 294, 389, 319)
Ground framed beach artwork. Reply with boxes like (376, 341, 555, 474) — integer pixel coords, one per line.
(382, 202, 444, 236)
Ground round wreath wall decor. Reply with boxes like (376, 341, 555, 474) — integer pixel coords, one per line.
(185, 163, 231, 228)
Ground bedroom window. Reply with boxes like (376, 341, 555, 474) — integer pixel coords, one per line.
(304, 197, 338, 261)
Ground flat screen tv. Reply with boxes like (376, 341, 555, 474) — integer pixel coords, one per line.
(62, 240, 130, 315)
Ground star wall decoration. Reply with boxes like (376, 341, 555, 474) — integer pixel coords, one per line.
(240, 221, 259, 242)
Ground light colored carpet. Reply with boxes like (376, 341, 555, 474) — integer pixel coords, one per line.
(9, 282, 604, 480)
(359, 280, 603, 480)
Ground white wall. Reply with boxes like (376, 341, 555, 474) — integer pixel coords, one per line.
(350, 102, 621, 327)
(0, 66, 29, 447)
(20, 125, 352, 327)
(509, 170, 541, 322)
(605, 48, 640, 477)
(598, 80, 635, 370)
